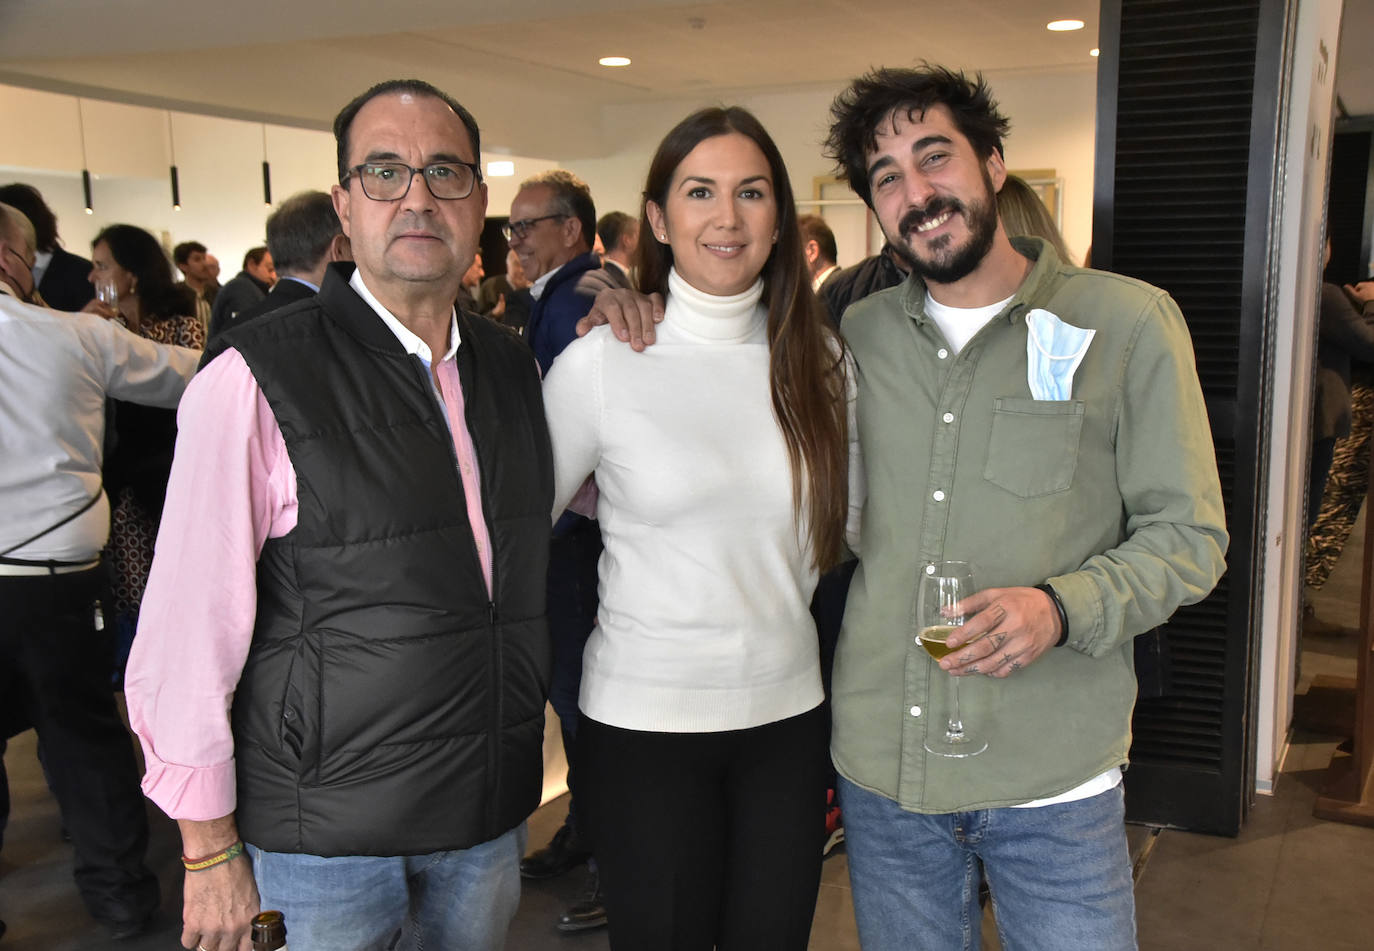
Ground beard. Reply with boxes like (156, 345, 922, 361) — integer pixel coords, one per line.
(889, 169, 999, 285)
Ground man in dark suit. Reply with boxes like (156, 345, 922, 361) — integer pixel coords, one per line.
(0, 183, 95, 311)
(595, 211, 638, 289)
(506, 169, 617, 934)
(456, 250, 484, 313)
(173, 240, 219, 330)
(207, 246, 276, 340)
(798, 213, 841, 294)
(200, 191, 348, 368)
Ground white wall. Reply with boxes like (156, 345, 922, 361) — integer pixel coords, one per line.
(0, 84, 337, 271)
(567, 66, 1098, 268)
(1254, 0, 1346, 794)
(0, 82, 561, 274)
(3, 67, 1097, 277)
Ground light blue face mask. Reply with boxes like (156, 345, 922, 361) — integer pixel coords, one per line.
(1025, 308, 1096, 400)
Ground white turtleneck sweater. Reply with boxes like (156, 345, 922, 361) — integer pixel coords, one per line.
(543, 268, 855, 733)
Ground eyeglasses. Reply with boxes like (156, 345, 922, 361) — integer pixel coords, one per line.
(343, 161, 482, 201)
(502, 215, 567, 241)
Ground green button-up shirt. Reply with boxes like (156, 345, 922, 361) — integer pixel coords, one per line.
(834, 238, 1228, 813)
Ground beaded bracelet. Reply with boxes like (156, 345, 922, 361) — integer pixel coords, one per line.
(182, 840, 245, 872)
(1034, 583, 1070, 647)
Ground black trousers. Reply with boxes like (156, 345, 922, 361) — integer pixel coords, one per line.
(579, 704, 829, 951)
(0, 568, 158, 925)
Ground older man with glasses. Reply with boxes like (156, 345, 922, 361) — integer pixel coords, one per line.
(126, 79, 554, 951)
(503, 171, 619, 934)
(506, 170, 619, 376)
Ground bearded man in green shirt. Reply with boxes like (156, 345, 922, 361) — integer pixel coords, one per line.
(822, 66, 1227, 951)
(578, 63, 1226, 951)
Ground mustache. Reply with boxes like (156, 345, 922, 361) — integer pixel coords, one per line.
(898, 198, 963, 238)
(392, 211, 448, 240)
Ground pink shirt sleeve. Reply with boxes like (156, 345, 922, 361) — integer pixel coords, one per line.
(124, 348, 297, 822)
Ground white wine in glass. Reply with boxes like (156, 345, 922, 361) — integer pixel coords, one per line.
(918, 562, 987, 758)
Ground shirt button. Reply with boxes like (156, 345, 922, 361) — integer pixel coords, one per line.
(910, 705, 922, 717)
(932, 490, 946, 502)
(943, 412, 954, 423)
(937, 348, 949, 359)
(925, 564, 936, 575)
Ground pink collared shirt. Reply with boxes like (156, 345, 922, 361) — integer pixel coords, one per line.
(125, 282, 493, 821)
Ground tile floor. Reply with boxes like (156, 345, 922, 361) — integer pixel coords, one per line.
(3, 519, 1373, 950)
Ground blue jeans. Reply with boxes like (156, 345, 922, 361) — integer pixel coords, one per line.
(839, 777, 1137, 951)
(247, 824, 526, 951)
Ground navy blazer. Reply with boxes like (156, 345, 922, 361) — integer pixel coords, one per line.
(199, 276, 317, 370)
(524, 252, 618, 376)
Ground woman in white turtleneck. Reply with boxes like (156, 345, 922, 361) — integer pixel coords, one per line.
(542, 107, 859, 950)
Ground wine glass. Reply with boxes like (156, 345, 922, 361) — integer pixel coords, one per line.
(917, 561, 988, 758)
(95, 275, 120, 309)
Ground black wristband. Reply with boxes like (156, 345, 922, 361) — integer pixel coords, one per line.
(1034, 583, 1070, 647)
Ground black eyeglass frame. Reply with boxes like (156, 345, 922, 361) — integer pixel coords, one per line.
(342, 161, 483, 201)
(502, 214, 569, 241)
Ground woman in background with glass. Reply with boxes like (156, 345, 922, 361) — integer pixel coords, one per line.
(541, 106, 860, 950)
(82, 224, 202, 677)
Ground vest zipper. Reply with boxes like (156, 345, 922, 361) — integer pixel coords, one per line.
(414, 354, 504, 836)
(486, 597, 500, 837)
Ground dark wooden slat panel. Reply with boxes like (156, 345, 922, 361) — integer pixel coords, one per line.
(1098, 0, 1280, 835)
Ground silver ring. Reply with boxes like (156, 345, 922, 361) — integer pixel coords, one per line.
(199, 946, 211, 951)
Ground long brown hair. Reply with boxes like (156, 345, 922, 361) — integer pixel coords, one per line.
(636, 106, 850, 570)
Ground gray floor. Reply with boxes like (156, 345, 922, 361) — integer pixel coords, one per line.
(4, 523, 1374, 949)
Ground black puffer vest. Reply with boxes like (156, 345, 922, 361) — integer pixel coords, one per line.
(225, 264, 552, 856)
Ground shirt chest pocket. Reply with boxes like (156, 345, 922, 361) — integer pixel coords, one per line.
(982, 397, 1085, 498)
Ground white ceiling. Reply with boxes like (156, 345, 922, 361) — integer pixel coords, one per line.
(1, 0, 1370, 158)
(0, 0, 1104, 158)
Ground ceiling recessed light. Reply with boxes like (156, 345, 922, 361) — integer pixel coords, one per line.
(599, 56, 632, 67)
(1090, 48, 1100, 57)
(1047, 19, 1086, 31)
(487, 161, 515, 177)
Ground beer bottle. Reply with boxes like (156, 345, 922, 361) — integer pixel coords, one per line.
(251, 910, 287, 950)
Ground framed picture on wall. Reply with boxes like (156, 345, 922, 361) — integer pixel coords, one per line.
(797, 175, 878, 268)
(1009, 168, 1063, 228)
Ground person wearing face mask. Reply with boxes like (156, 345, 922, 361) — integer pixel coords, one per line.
(0, 201, 41, 304)
(541, 105, 860, 950)
(0, 202, 197, 940)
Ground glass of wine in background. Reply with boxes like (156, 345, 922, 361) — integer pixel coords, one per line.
(918, 561, 988, 758)
(95, 275, 119, 309)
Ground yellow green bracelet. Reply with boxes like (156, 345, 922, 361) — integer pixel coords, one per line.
(181, 840, 245, 872)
